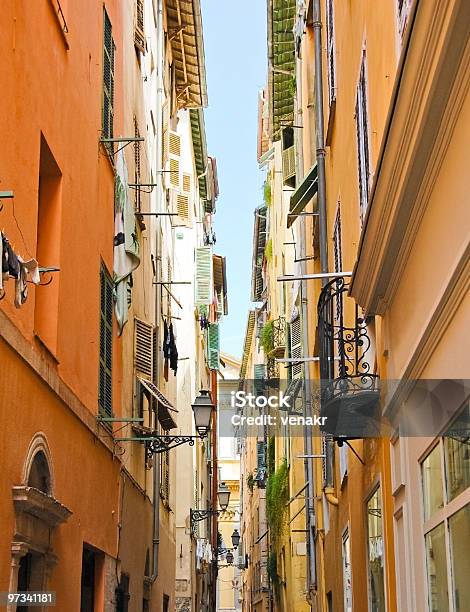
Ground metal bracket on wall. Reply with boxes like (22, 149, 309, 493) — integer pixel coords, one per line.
(100, 136, 144, 156)
(0, 190, 14, 213)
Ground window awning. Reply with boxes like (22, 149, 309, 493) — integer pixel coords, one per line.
(287, 164, 318, 227)
(165, 0, 208, 109)
(138, 377, 178, 430)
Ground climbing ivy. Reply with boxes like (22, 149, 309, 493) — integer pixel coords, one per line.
(266, 458, 289, 542)
(260, 319, 274, 353)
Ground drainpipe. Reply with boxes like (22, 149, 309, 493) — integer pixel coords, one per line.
(295, 9, 317, 593)
(211, 370, 218, 611)
(311, 0, 336, 500)
(151, 0, 164, 582)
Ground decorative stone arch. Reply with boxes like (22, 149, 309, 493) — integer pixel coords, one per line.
(8, 433, 72, 611)
(22, 432, 55, 495)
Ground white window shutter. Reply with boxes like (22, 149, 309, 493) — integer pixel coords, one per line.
(290, 317, 302, 379)
(195, 247, 213, 306)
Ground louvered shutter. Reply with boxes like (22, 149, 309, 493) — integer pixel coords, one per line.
(134, 318, 153, 378)
(99, 266, 113, 416)
(177, 172, 191, 224)
(257, 441, 266, 472)
(102, 9, 115, 142)
(253, 363, 266, 395)
(289, 317, 303, 379)
(207, 323, 220, 370)
(166, 131, 181, 189)
(195, 247, 213, 305)
(134, 0, 145, 54)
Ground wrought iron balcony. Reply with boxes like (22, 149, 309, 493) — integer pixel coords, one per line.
(266, 357, 279, 381)
(267, 316, 287, 358)
(317, 277, 380, 438)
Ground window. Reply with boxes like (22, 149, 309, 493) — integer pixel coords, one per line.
(160, 444, 170, 502)
(366, 486, 386, 612)
(28, 451, 51, 494)
(333, 204, 342, 321)
(289, 316, 302, 379)
(80, 546, 96, 612)
(102, 9, 115, 143)
(355, 50, 371, 222)
(116, 573, 130, 612)
(397, 0, 412, 41)
(99, 265, 113, 417)
(326, 0, 336, 105)
(422, 403, 470, 611)
(134, 0, 145, 53)
(35, 135, 62, 354)
(134, 117, 141, 212)
(163, 595, 170, 612)
(342, 529, 352, 612)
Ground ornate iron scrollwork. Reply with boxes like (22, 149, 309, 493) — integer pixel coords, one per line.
(145, 435, 196, 458)
(318, 277, 380, 437)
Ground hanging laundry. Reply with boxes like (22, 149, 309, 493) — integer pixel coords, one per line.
(0, 233, 40, 307)
(162, 319, 178, 376)
(168, 322, 178, 375)
(15, 257, 40, 308)
(114, 148, 140, 335)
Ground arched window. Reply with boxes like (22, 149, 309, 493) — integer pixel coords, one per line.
(27, 451, 51, 494)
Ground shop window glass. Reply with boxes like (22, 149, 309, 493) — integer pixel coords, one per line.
(422, 444, 444, 520)
(425, 523, 449, 612)
(449, 504, 470, 611)
(366, 487, 385, 612)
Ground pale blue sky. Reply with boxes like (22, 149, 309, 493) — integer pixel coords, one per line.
(201, 0, 267, 360)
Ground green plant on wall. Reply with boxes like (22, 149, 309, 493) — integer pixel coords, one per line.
(260, 319, 274, 354)
(247, 472, 255, 493)
(264, 238, 273, 264)
(267, 550, 281, 600)
(268, 436, 275, 474)
(266, 458, 289, 543)
(264, 179, 272, 207)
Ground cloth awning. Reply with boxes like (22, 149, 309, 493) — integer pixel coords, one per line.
(138, 377, 178, 430)
(287, 164, 318, 227)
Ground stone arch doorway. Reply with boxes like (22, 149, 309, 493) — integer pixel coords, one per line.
(8, 434, 72, 612)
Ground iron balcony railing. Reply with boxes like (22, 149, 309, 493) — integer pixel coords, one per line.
(267, 316, 287, 358)
(317, 277, 380, 438)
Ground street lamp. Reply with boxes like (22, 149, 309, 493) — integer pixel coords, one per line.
(191, 389, 214, 437)
(217, 482, 230, 511)
(190, 482, 232, 533)
(231, 529, 240, 549)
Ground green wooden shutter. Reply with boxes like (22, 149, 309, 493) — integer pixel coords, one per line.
(195, 246, 213, 305)
(99, 266, 113, 416)
(207, 323, 220, 370)
(102, 9, 115, 141)
(253, 363, 266, 395)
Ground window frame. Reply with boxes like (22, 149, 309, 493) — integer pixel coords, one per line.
(420, 410, 470, 612)
(355, 48, 371, 224)
(365, 482, 387, 612)
(102, 8, 115, 144)
(325, 0, 337, 106)
(98, 264, 113, 417)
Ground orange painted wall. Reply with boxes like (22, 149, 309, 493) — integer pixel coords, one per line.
(0, 0, 124, 601)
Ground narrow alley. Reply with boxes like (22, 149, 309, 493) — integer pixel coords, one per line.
(0, 1, 469, 611)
